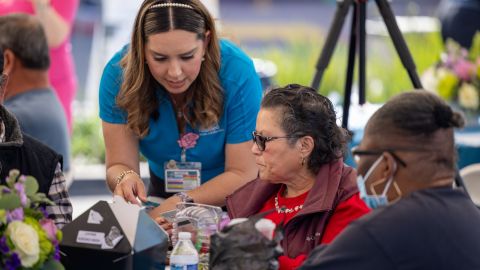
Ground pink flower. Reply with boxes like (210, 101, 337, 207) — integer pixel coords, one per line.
(453, 59, 476, 81)
(177, 132, 200, 150)
(39, 219, 57, 241)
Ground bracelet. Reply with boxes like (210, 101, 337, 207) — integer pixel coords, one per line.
(114, 170, 139, 186)
(175, 192, 194, 203)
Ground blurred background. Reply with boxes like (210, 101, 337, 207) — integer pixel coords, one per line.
(69, 0, 460, 217)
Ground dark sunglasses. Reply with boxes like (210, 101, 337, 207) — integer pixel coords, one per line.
(252, 131, 297, 151)
(351, 146, 409, 167)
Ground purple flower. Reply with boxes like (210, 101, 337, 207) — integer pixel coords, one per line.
(2, 186, 11, 194)
(6, 208, 24, 222)
(14, 182, 27, 206)
(0, 236, 10, 253)
(53, 242, 61, 260)
(453, 59, 476, 81)
(5, 252, 21, 270)
(39, 206, 49, 218)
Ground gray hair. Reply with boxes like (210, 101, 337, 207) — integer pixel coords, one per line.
(0, 14, 50, 70)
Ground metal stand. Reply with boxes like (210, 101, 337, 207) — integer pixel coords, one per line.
(311, 0, 471, 200)
(311, 0, 423, 129)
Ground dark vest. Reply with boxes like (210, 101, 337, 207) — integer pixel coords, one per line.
(0, 134, 61, 197)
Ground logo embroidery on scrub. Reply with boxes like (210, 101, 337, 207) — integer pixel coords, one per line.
(198, 124, 224, 136)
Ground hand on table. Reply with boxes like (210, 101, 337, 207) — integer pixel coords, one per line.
(155, 216, 173, 236)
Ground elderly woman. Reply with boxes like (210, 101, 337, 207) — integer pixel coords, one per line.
(226, 84, 370, 270)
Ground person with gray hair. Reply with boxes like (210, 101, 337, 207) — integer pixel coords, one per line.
(0, 13, 70, 173)
(0, 15, 72, 228)
(227, 84, 370, 269)
(300, 90, 480, 270)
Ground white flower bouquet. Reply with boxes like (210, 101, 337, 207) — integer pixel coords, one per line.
(0, 170, 63, 270)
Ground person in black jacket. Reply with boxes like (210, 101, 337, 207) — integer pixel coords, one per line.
(300, 90, 480, 270)
(438, 0, 480, 48)
(0, 45, 72, 229)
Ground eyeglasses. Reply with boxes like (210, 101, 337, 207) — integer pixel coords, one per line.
(252, 131, 297, 151)
(351, 146, 409, 167)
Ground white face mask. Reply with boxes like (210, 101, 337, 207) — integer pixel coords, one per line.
(356, 156, 397, 209)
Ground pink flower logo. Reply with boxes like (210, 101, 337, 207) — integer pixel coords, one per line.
(177, 132, 200, 150)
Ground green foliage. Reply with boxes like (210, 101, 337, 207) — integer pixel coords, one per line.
(24, 176, 39, 196)
(469, 31, 480, 60)
(43, 259, 65, 270)
(246, 31, 443, 104)
(0, 194, 21, 210)
(72, 116, 105, 164)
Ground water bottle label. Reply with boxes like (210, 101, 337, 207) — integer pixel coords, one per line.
(170, 264, 198, 270)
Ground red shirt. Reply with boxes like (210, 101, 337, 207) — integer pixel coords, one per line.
(259, 187, 370, 270)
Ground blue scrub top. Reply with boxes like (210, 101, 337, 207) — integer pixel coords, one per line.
(99, 39, 262, 183)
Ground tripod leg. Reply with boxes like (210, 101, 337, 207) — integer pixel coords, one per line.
(343, 2, 358, 129)
(311, 0, 355, 90)
(358, 2, 367, 105)
(375, 0, 423, 89)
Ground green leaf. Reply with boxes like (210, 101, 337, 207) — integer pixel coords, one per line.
(6, 169, 19, 188)
(469, 31, 480, 59)
(24, 175, 39, 196)
(30, 193, 54, 206)
(0, 193, 21, 210)
(43, 259, 65, 270)
(23, 207, 44, 220)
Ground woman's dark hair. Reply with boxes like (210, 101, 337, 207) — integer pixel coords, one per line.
(261, 84, 349, 174)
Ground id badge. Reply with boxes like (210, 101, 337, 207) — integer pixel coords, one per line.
(164, 160, 201, 192)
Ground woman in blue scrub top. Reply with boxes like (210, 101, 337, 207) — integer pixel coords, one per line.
(99, 0, 262, 216)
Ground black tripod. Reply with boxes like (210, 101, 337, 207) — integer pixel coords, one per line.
(311, 0, 423, 129)
(310, 0, 470, 198)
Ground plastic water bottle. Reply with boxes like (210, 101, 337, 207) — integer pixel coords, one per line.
(170, 232, 199, 270)
(171, 203, 222, 270)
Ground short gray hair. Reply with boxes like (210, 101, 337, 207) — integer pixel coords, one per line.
(0, 14, 50, 70)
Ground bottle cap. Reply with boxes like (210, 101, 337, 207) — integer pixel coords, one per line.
(178, 231, 192, 240)
(227, 218, 248, 227)
(255, 218, 276, 240)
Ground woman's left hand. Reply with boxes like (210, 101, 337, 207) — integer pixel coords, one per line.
(149, 196, 181, 218)
(155, 216, 173, 236)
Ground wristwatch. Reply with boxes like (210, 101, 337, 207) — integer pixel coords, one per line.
(175, 192, 194, 203)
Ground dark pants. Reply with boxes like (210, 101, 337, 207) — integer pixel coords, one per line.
(148, 168, 176, 199)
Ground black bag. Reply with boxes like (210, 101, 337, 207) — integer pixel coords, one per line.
(209, 213, 283, 270)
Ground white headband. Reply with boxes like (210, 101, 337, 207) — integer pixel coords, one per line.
(150, 2, 194, 9)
